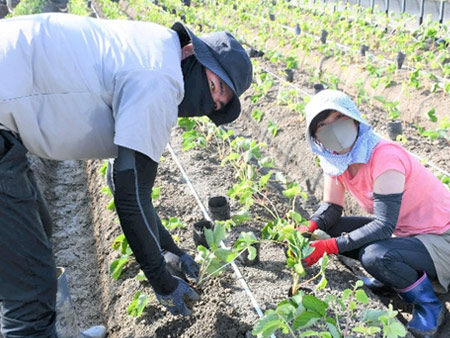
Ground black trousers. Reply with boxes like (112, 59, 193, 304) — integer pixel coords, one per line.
(0, 131, 56, 337)
(328, 216, 437, 289)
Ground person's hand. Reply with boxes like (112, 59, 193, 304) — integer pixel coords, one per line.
(155, 277, 200, 316)
(179, 253, 199, 283)
(302, 238, 338, 267)
(296, 220, 318, 234)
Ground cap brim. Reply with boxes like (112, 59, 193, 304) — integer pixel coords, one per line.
(208, 95, 240, 126)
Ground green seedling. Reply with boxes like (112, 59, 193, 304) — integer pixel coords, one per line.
(110, 234, 133, 280)
(196, 223, 258, 285)
(374, 96, 401, 120)
(127, 291, 152, 317)
(161, 217, 186, 232)
(253, 280, 406, 338)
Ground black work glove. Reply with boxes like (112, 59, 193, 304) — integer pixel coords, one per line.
(154, 277, 200, 316)
(163, 251, 199, 283)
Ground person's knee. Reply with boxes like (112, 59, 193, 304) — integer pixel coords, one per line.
(359, 242, 391, 272)
(1, 299, 56, 337)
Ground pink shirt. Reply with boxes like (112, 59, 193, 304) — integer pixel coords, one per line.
(338, 140, 450, 237)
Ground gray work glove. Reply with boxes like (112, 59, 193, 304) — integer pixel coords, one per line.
(163, 251, 199, 283)
(155, 277, 200, 316)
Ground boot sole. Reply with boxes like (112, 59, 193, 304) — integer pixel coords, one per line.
(408, 306, 446, 338)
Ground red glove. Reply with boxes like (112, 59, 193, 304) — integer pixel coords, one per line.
(303, 238, 338, 267)
(296, 220, 318, 234)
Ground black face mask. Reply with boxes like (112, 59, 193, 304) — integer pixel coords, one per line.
(178, 55, 215, 118)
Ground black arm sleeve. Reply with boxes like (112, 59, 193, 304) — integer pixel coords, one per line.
(336, 192, 403, 253)
(311, 202, 344, 233)
(113, 147, 177, 294)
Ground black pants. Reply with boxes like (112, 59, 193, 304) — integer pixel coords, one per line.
(0, 131, 56, 337)
(328, 216, 437, 289)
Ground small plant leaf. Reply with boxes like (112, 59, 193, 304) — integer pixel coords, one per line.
(110, 256, 128, 280)
(292, 311, 321, 330)
(355, 289, 369, 304)
(316, 275, 328, 290)
(252, 312, 282, 338)
(302, 295, 327, 317)
(127, 291, 149, 317)
(383, 320, 407, 338)
(231, 210, 250, 224)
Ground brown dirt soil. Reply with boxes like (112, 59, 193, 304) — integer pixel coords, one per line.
(1, 2, 449, 338)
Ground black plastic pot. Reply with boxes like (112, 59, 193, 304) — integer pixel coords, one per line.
(208, 196, 231, 221)
(171, 8, 176, 15)
(320, 30, 328, 44)
(255, 50, 265, 58)
(233, 4, 237, 10)
(182, 0, 190, 6)
(238, 242, 260, 266)
(294, 23, 301, 35)
(180, 14, 186, 22)
(435, 38, 448, 48)
(193, 220, 213, 248)
(386, 121, 403, 141)
(396, 51, 406, 69)
(285, 68, 295, 83)
(269, 13, 275, 21)
(246, 48, 258, 58)
(313, 83, 326, 94)
(272, 0, 277, 5)
(360, 44, 369, 56)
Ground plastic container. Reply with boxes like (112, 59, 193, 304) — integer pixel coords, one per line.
(320, 30, 328, 44)
(360, 44, 369, 56)
(208, 196, 231, 221)
(313, 83, 326, 94)
(238, 243, 260, 266)
(193, 220, 213, 248)
(386, 121, 403, 140)
(396, 51, 406, 69)
(294, 24, 301, 35)
(285, 68, 295, 83)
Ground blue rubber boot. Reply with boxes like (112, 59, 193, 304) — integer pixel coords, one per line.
(396, 272, 443, 337)
(56, 267, 107, 338)
(360, 276, 392, 292)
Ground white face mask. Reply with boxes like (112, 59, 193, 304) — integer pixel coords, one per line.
(316, 119, 358, 153)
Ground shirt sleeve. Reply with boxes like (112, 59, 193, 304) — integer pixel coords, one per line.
(370, 143, 410, 181)
(112, 69, 180, 163)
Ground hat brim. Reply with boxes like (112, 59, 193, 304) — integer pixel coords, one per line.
(172, 22, 242, 125)
(171, 22, 236, 94)
(208, 95, 240, 126)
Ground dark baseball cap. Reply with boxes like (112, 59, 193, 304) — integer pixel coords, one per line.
(171, 22, 253, 125)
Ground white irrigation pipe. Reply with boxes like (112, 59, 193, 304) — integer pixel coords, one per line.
(257, 65, 450, 178)
(167, 144, 276, 338)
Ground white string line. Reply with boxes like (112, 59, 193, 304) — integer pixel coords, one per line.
(245, 4, 450, 85)
(256, 65, 450, 178)
(167, 144, 276, 338)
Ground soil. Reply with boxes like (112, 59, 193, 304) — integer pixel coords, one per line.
(1, 2, 450, 338)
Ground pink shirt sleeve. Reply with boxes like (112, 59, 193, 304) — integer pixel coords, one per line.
(370, 143, 410, 182)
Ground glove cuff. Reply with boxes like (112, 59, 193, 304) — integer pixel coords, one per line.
(149, 268, 178, 295)
(325, 238, 339, 254)
(308, 220, 319, 232)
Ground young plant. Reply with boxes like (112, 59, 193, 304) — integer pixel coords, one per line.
(252, 280, 407, 338)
